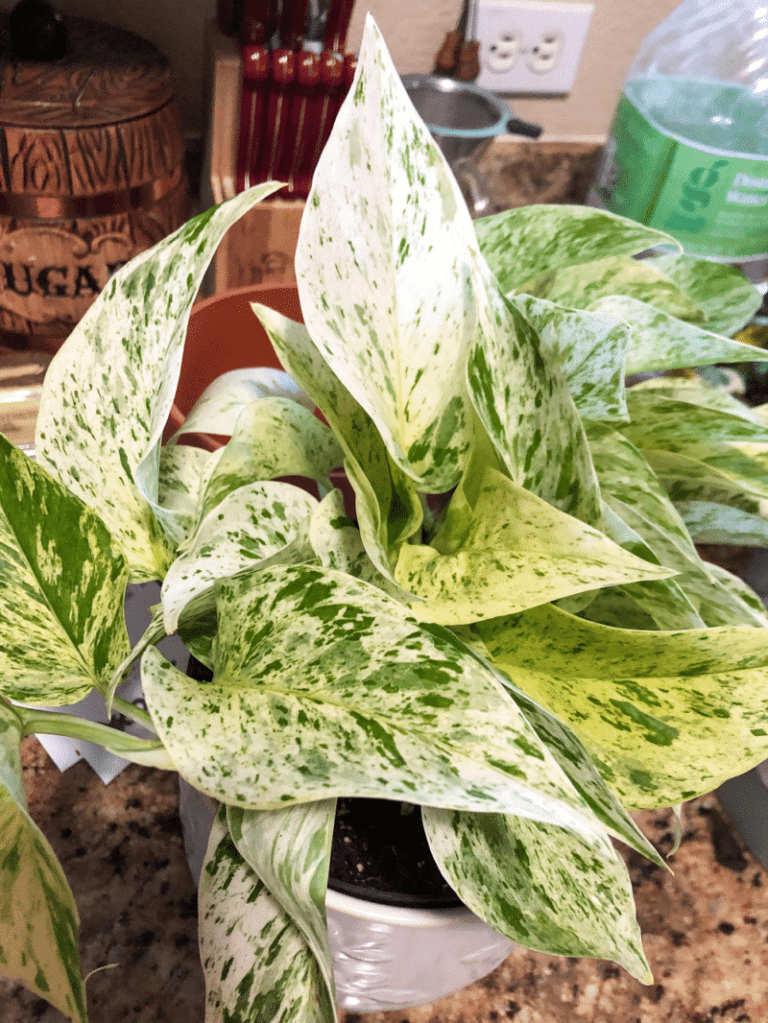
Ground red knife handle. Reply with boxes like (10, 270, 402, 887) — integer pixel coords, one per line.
(255, 48, 297, 189)
(240, 0, 277, 44)
(323, 0, 356, 53)
(236, 44, 270, 193)
(279, 50, 321, 197)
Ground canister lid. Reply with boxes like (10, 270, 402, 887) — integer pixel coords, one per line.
(0, 12, 173, 128)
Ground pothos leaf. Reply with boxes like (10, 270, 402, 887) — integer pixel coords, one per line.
(295, 14, 478, 491)
(0, 701, 87, 1023)
(422, 807, 652, 983)
(474, 203, 679, 295)
(0, 434, 129, 705)
(590, 295, 768, 376)
(510, 294, 630, 423)
(476, 602, 768, 807)
(35, 183, 282, 581)
(161, 480, 317, 633)
(227, 800, 336, 1016)
(199, 806, 334, 1023)
(142, 564, 611, 841)
(467, 267, 602, 525)
(646, 253, 762, 337)
(394, 464, 674, 625)
(250, 303, 422, 584)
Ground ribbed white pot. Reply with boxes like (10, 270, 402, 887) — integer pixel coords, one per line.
(178, 780, 515, 1012)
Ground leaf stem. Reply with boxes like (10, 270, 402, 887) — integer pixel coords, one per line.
(20, 709, 174, 770)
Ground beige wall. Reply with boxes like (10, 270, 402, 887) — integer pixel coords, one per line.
(1, 0, 680, 141)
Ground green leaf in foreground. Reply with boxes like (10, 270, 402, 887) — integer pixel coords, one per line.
(199, 807, 333, 1023)
(143, 564, 609, 839)
(0, 701, 87, 1023)
(423, 807, 651, 983)
(0, 434, 129, 705)
(295, 16, 479, 492)
(35, 183, 282, 581)
(395, 464, 675, 625)
(476, 602, 768, 807)
(227, 800, 336, 1017)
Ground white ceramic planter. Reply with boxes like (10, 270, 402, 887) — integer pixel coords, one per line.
(178, 779, 516, 1012)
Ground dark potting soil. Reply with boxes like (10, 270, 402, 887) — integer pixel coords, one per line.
(186, 656, 459, 909)
(328, 797, 461, 908)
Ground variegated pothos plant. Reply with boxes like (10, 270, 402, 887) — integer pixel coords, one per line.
(2, 15, 768, 1022)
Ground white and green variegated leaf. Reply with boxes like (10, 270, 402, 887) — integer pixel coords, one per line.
(510, 294, 630, 423)
(475, 602, 768, 807)
(199, 807, 333, 1023)
(170, 367, 314, 442)
(515, 255, 705, 322)
(646, 449, 768, 515)
(35, 184, 282, 581)
(678, 500, 768, 545)
(647, 253, 762, 337)
(464, 655, 663, 864)
(474, 203, 680, 295)
(193, 399, 342, 527)
(622, 389, 768, 455)
(308, 489, 414, 603)
(143, 564, 609, 840)
(589, 295, 768, 376)
(294, 15, 478, 492)
(467, 265, 602, 524)
(0, 701, 87, 1023)
(161, 480, 317, 632)
(0, 435, 129, 705)
(150, 444, 213, 548)
(251, 304, 422, 583)
(394, 463, 674, 625)
(227, 800, 336, 1015)
(422, 807, 651, 983)
(702, 561, 768, 622)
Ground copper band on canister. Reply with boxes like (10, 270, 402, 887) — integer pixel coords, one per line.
(0, 166, 183, 219)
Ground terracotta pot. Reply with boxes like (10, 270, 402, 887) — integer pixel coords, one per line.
(178, 778, 516, 1013)
(165, 283, 302, 447)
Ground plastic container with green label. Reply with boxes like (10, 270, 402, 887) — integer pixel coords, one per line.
(587, 0, 768, 283)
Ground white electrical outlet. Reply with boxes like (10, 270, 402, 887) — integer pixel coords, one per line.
(475, 0, 593, 95)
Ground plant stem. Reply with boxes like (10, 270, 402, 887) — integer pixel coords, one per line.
(20, 709, 174, 770)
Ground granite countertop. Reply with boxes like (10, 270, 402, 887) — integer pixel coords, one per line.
(0, 736, 766, 1023)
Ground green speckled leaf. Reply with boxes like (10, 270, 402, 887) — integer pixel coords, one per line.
(422, 807, 651, 982)
(199, 807, 333, 1023)
(170, 367, 313, 442)
(0, 434, 129, 705)
(294, 15, 478, 491)
(250, 303, 422, 583)
(517, 256, 705, 322)
(678, 500, 768, 545)
(194, 399, 342, 526)
(161, 480, 317, 632)
(647, 254, 762, 337)
(647, 448, 768, 516)
(151, 444, 212, 548)
(467, 270, 602, 524)
(622, 389, 768, 456)
(476, 602, 768, 807)
(143, 564, 608, 840)
(589, 295, 768, 376)
(510, 294, 630, 423)
(0, 701, 87, 1023)
(35, 184, 281, 581)
(394, 464, 674, 625)
(227, 800, 336, 1015)
(474, 204, 679, 295)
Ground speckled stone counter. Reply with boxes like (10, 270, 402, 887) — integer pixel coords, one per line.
(3, 736, 767, 1023)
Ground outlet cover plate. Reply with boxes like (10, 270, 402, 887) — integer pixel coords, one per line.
(475, 0, 593, 95)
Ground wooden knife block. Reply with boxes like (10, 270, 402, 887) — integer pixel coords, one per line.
(203, 20, 305, 296)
